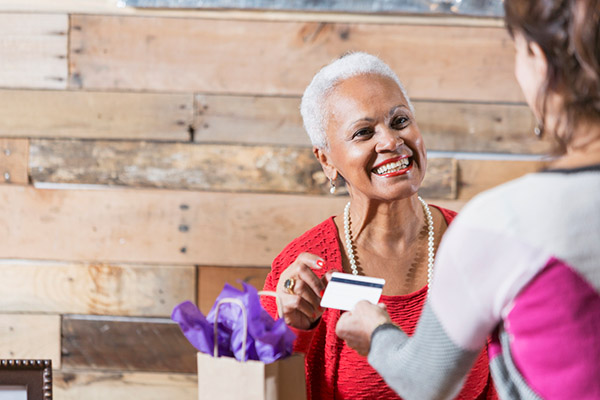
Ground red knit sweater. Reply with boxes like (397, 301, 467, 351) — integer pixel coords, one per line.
(262, 206, 497, 400)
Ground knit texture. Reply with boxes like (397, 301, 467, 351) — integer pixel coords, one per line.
(262, 206, 497, 400)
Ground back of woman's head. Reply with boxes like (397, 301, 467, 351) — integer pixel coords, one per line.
(504, 0, 600, 151)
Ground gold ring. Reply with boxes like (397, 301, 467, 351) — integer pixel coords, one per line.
(284, 278, 296, 294)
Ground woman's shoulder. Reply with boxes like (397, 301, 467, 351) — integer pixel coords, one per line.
(452, 173, 542, 231)
(431, 205, 457, 224)
(281, 217, 338, 253)
(271, 217, 341, 272)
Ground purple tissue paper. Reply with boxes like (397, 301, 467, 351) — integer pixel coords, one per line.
(172, 282, 296, 363)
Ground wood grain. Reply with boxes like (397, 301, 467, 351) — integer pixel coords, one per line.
(29, 140, 457, 198)
(198, 266, 270, 314)
(0, 89, 192, 140)
(62, 315, 197, 373)
(0, 13, 68, 89)
(0, 314, 61, 368)
(194, 94, 308, 147)
(0, 185, 349, 266)
(0, 260, 195, 316)
(70, 15, 520, 102)
(29, 140, 325, 194)
(417, 102, 550, 154)
(423, 158, 457, 200)
(457, 158, 548, 200)
(54, 369, 197, 400)
(0, 162, 532, 266)
(0, 138, 29, 184)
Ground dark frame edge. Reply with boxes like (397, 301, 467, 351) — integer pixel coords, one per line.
(0, 359, 53, 400)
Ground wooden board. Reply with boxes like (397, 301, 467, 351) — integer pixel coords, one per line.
(0, 260, 195, 316)
(29, 140, 325, 194)
(0, 90, 192, 140)
(70, 15, 521, 102)
(457, 158, 548, 200)
(194, 94, 309, 147)
(0, 314, 61, 368)
(0, 13, 68, 89)
(0, 164, 533, 265)
(29, 140, 457, 198)
(62, 315, 197, 373)
(417, 102, 551, 154)
(0, 185, 349, 266)
(54, 370, 197, 400)
(422, 158, 456, 199)
(198, 266, 270, 314)
(0, 138, 29, 184)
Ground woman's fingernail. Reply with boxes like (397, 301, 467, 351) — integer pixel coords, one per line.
(320, 289, 325, 297)
(315, 259, 325, 268)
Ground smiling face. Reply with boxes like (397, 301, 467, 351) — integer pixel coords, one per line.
(317, 73, 426, 202)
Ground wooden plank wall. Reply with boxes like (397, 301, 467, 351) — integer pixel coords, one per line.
(0, 3, 550, 399)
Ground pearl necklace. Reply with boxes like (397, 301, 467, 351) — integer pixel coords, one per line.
(343, 196, 435, 289)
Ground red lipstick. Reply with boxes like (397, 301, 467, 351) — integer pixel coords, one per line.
(379, 163, 413, 177)
(372, 155, 409, 170)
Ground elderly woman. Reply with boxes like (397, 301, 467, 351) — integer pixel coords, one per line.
(336, 1, 600, 399)
(261, 53, 495, 399)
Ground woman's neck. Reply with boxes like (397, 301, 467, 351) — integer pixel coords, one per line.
(550, 121, 600, 169)
(345, 194, 424, 251)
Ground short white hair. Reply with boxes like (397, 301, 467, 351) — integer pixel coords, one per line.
(300, 52, 414, 149)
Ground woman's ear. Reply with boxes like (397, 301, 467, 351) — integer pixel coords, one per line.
(313, 146, 338, 181)
(528, 40, 548, 79)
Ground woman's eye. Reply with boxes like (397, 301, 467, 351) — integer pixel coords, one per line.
(392, 117, 409, 129)
(352, 128, 373, 139)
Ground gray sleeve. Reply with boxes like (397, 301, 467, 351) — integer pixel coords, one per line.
(367, 302, 481, 400)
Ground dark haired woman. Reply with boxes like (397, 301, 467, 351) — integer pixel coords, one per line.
(336, 0, 600, 399)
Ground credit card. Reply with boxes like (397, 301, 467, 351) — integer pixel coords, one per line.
(320, 272, 385, 311)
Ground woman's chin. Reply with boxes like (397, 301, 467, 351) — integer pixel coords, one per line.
(363, 183, 421, 202)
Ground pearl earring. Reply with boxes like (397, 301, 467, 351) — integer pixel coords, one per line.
(329, 178, 336, 194)
(534, 121, 544, 138)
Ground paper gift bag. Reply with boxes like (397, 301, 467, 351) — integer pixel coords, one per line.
(197, 352, 306, 400)
(197, 292, 307, 400)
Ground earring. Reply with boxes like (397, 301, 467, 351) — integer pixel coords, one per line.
(329, 178, 336, 194)
(534, 121, 544, 138)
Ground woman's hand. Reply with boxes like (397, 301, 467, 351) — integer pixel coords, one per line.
(276, 252, 328, 330)
(336, 301, 392, 356)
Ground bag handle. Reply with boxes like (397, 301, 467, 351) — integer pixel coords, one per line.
(258, 290, 283, 319)
(212, 290, 284, 360)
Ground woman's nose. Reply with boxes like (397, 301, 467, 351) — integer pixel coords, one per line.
(375, 128, 403, 152)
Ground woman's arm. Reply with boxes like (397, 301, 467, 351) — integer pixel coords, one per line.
(337, 196, 551, 399)
(365, 302, 482, 400)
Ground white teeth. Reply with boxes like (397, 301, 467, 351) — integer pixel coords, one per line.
(374, 158, 410, 174)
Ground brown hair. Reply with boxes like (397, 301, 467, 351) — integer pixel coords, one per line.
(504, 0, 600, 153)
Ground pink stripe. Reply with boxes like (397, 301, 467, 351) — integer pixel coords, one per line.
(506, 258, 600, 399)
